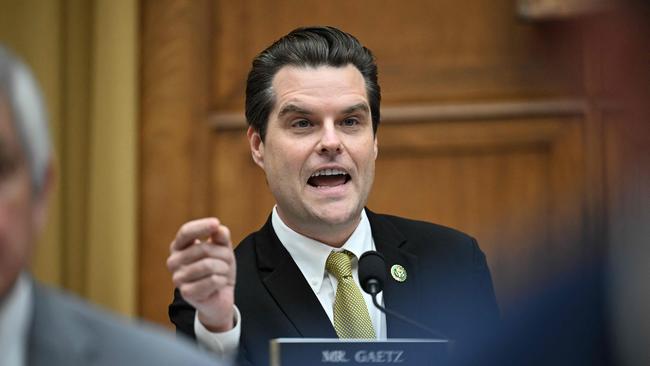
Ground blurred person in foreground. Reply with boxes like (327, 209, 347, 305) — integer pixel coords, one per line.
(168, 26, 500, 366)
(0, 45, 224, 366)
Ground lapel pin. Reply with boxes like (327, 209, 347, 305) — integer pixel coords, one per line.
(390, 264, 407, 282)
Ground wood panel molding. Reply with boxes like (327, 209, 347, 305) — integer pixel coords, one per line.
(377, 118, 568, 154)
(208, 99, 588, 130)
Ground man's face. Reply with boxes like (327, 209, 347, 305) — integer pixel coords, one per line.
(0, 98, 44, 298)
(248, 65, 378, 245)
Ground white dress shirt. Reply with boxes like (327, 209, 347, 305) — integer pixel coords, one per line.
(195, 206, 387, 356)
(0, 273, 33, 366)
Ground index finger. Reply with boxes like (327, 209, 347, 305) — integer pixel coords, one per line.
(171, 218, 222, 251)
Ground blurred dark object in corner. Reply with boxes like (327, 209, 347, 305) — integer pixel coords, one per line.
(456, 260, 611, 366)
(456, 1, 649, 365)
(601, 2, 650, 366)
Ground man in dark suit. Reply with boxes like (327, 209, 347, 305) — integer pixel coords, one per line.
(167, 26, 500, 365)
(0, 45, 223, 366)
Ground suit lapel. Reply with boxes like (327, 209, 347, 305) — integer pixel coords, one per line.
(367, 210, 428, 338)
(254, 218, 337, 338)
(252, 211, 428, 339)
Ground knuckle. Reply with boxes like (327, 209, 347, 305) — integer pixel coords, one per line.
(172, 272, 184, 287)
(177, 225, 192, 240)
(201, 243, 212, 255)
(209, 274, 224, 287)
(197, 219, 219, 239)
(166, 255, 177, 271)
(222, 250, 235, 265)
(221, 225, 232, 240)
(200, 259, 214, 273)
(207, 219, 220, 231)
(212, 261, 225, 274)
(179, 284, 194, 299)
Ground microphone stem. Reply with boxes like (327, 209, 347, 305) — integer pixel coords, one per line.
(371, 293, 448, 340)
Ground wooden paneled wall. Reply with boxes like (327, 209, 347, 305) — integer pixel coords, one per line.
(140, 0, 606, 325)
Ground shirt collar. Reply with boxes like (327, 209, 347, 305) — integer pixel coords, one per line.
(271, 206, 374, 294)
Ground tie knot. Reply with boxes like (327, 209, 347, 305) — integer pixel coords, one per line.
(326, 250, 354, 280)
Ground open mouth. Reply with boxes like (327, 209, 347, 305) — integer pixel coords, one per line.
(307, 168, 351, 188)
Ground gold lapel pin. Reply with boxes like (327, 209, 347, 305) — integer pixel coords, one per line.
(390, 264, 407, 282)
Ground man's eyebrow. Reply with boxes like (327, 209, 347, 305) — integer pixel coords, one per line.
(342, 103, 370, 115)
(278, 104, 312, 118)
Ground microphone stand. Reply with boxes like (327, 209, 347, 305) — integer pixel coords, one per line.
(366, 279, 449, 340)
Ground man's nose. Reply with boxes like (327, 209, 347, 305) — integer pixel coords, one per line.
(317, 122, 342, 155)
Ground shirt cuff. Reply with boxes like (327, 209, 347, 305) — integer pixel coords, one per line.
(194, 305, 241, 360)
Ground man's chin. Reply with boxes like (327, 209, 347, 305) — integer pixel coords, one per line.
(310, 205, 363, 228)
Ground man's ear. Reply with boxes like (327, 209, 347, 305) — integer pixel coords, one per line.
(32, 159, 55, 235)
(247, 126, 265, 169)
(373, 135, 378, 160)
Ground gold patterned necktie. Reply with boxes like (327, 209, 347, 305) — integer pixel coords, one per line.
(326, 250, 376, 339)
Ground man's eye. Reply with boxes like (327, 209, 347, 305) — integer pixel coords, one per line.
(342, 118, 359, 127)
(292, 119, 312, 128)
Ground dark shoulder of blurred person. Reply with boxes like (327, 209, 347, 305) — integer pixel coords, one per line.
(454, 260, 612, 366)
(454, 1, 649, 365)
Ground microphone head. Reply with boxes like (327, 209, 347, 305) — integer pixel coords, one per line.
(358, 250, 387, 294)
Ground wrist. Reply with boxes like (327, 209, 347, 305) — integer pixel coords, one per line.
(197, 309, 235, 333)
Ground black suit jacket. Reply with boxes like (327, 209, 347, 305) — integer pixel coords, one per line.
(170, 209, 500, 365)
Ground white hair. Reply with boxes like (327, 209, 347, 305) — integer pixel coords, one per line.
(0, 45, 51, 193)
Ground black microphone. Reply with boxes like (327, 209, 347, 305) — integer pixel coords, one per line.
(358, 251, 448, 340)
(358, 250, 386, 296)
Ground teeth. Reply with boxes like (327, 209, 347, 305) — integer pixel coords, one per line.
(310, 168, 347, 177)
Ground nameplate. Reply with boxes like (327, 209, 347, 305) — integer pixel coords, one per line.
(270, 338, 449, 366)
